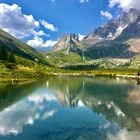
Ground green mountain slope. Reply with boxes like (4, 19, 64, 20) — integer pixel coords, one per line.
(0, 29, 56, 81)
(0, 29, 46, 63)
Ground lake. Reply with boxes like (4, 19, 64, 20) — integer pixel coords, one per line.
(0, 77, 140, 140)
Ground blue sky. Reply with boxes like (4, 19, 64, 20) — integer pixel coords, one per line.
(0, 0, 138, 49)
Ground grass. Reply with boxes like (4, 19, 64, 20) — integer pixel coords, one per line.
(0, 55, 57, 83)
(0, 52, 139, 83)
(44, 50, 83, 67)
(0, 29, 46, 63)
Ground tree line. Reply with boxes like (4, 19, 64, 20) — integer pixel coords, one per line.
(0, 45, 16, 63)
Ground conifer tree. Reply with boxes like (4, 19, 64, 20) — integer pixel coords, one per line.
(0, 45, 8, 61)
(8, 52, 16, 63)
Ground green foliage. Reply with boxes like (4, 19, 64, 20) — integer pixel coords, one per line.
(8, 52, 16, 63)
(0, 29, 47, 64)
(45, 51, 83, 67)
(0, 45, 8, 61)
(0, 45, 16, 63)
(5, 63, 16, 70)
(0, 52, 57, 82)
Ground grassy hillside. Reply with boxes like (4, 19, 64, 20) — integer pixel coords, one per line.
(0, 54, 57, 82)
(44, 49, 83, 67)
(0, 29, 46, 63)
(0, 29, 56, 82)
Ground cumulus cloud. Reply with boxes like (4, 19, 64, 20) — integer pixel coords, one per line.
(0, 3, 58, 42)
(27, 37, 44, 48)
(79, 0, 89, 3)
(109, 0, 140, 11)
(100, 10, 113, 20)
(43, 40, 58, 47)
(27, 36, 57, 48)
(40, 20, 58, 32)
(0, 3, 46, 38)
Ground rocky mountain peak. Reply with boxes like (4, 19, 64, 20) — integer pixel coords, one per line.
(53, 33, 79, 51)
(83, 8, 140, 45)
(118, 8, 140, 25)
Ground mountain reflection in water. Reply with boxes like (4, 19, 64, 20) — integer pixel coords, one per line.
(0, 77, 140, 140)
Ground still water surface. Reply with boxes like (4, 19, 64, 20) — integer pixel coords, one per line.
(0, 77, 140, 140)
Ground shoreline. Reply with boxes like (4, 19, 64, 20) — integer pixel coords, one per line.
(116, 74, 140, 80)
(0, 77, 37, 83)
(0, 72, 140, 83)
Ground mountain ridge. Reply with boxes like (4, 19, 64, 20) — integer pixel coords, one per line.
(46, 8, 140, 69)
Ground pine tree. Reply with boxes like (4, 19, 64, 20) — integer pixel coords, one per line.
(8, 52, 16, 63)
(0, 45, 8, 61)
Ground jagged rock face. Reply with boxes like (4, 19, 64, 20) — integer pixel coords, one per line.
(53, 34, 79, 52)
(117, 8, 139, 26)
(82, 9, 140, 60)
(117, 16, 140, 40)
(53, 9, 140, 52)
(50, 8, 140, 66)
(83, 8, 140, 45)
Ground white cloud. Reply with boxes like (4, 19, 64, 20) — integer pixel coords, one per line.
(33, 30, 48, 37)
(79, 0, 89, 3)
(28, 92, 57, 104)
(40, 19, 58, 32)
(27, 37, 44, 48)
(43, 40, 58, 47)
(42, 110, 55, 120)
(109, 0, 140, 11)
(0, 3, 47, 39)
(100, 10, 113, 20)
(0, 3, 58, 40)
(27, 36, 57, 48)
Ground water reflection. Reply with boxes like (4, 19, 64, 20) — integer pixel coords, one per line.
(0, 88, 57, 135)
(0, 77, 139, 140)
(107, 129, 140, 140)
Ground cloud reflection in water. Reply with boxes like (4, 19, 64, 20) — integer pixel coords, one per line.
(0, 89, 57, 135)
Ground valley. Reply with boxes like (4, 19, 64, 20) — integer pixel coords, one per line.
(1, 9, 140, 82)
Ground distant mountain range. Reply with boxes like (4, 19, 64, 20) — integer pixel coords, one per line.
(47, 8, 140, 69)
(84, 8, 139, 44)
(1, 8, 140, 70)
